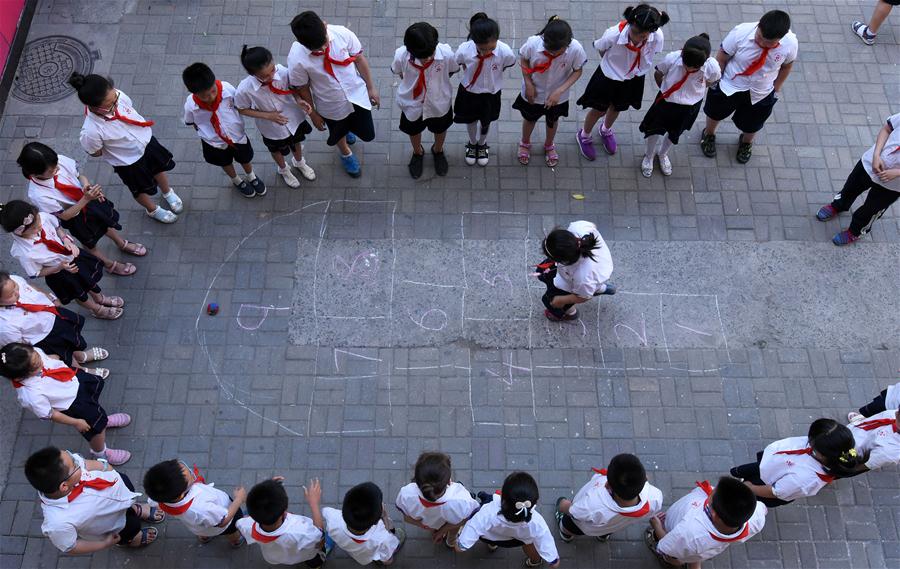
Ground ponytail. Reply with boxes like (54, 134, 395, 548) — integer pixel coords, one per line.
(68, 72, 113, 107)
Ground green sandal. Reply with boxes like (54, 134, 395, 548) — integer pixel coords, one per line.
(736, 135, 753, 164)
(700, 129, 716, 158)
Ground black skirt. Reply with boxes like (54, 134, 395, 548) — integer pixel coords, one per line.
(511, 94, 570, 125)
(638, 96, 702, 144)
(43, 249, 103, 304)
(112, 136, 176, 197)
(59, 199, 122, 250)
(577, 67, 646, 112)
(33, 306, 86, 366)
(61, 369, 107, 441)
(453, 86, 502, 125)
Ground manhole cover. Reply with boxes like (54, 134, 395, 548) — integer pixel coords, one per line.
(12, 36, 95, 104)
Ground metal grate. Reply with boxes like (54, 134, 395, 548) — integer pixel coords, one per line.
(11, 35, 94, 104)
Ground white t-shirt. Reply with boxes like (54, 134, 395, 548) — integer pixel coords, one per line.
(236, 513, 323, 565)
(594, 22, 664, 81)
(552, 221, 614, 299)
(455, 40, 517, 94)
(850, 410, 900, 471)
(148, 482, 232, 537)
(234, 64, 308, 141)
(79, 90, 152, 167)
(183, 81, 249, 149)
(27, 155, 84, 212)
(654, 51, 721, 106)
(10, 213, 73, 278)
(457, 494, 559, 564)
(861, 113, 900, 193)
(718, 22, 798, 104)
(40, 458, 141, 552)
(395, 481, 479, 531)
(322, 506, 399, 565)
(656, 484, 766, 564)
(518, 35, 588, 105)
(391, 43, 458, 121)
(287, 24, 370, 121)
(0, 275, 56, 346)
(758, 436, 834, 502)
(14, 346, 78, 420)
(886, 382, 900, 410)
(568, 468, 663, 536)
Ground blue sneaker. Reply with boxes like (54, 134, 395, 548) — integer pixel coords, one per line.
(600, 282, 617, 295)
(340, 153, 361, 178)
(816, 203, 838, 221)
(345, 132, 357, 145)
(235, 180, 255, 198)
(832, 230, 859, 246)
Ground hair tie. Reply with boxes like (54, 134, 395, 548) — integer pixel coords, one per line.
(839, 448, 858, 464)
(1, 353, 6, 363)
(575, 237, 583, 247)
(13, 214, 34, 236)
(514, 500, 532, 516)
(550, 15, 559, 21)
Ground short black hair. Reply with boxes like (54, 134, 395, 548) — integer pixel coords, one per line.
(468, 12, 500, 44)
(413, 452, 452, 502)
(538, 16, 572, 52)
(623, 4, 670, 33)
(606, 454, 647, 501)
(291, 11, 327, 51)
(499, 471, 539, 523)
(143, 460, 190, 503)
(404, 22, 439, 60)
(0, 200, 38, 234)
(182, 63, 216, 94)
(342, 482, 383, 532)
(710, 476, 756, 528)
(681, 33, 711, 68)
(25, 447, 67, 494)
(0, 342, 36, 380)
(758, 10, 791, 40)
(67, 73, 113, 107)
(17, 142, 59, 179)
(247, 479, 289, 525)
(241, 45, 274, 75)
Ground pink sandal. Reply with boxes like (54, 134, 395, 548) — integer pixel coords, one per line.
(103, 448, 131, 465)
(517, 141, 531, 165)
(107, 413, 131, 428)
(544, 144, 559, 167)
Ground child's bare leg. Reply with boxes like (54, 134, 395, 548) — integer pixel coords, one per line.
(88, 430, 106, 453)
(544, 119, 560, 146)
(557, 498, 572, 514)
(741, 131, 758, 144)
(134, 193, 157, 214)
(582, 108, 604, 135)
(409, 132, 425, 154)
(77, 296, 106, 313)
(239, 162, 254, 175)
(227, 531, 241, 545)
(270, 151, 287, 169)
(704, 116, 722, 135)
(222, 164, 238, 178)
(153, 171, 173, 194)
(290, 143, 303, 162)
(522, 120, 538, 143)
(86, 246, 114, 268)
(105, 228, 126, 249)
(603, 107, 621, 130)
(432, 130, 447, 153)
(336, 138, 352, 155)
(869, 0, 894, 33)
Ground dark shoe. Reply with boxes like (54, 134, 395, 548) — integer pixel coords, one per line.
(700, 129, 716, 158)
(248, 176, 266, 196)
(408, 152, 425, 179)
(816, 204, 839, 221)
(736, 135, 753, 164)
(465, 142, 477, 166)
(476, 144, 489, 167)
(600, 282, 616, 295)
(432, 146, 449, 176)
(544, 308, 577, 322)
(236, 180, 255, 198)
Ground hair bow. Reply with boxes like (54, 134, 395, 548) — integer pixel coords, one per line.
(14, 214, 34, 236)
(514, 500, 532, 516)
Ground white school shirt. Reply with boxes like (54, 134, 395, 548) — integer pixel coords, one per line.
(147, 482, 232, 537)
(288, 25, 370, 121)
(14, 346, 77, 420)
(886, 382, 900, 410)
(391, 43, 458, 121)
(861, 113, 900, 193)
(455, 40, 517, 94)
(594, 22, 664, 81)
(457, 494, 559, 564)
(758, 436, 834, 502)
(395, 481, 479, 531)
(654, 51, 722, 106)
(10, 213, 74, 278)
(0, 275, 56, 346)
(27, 155, 84, 213)
(553, 221, 614, 299)
(656, 484, 766, 564)
(518, 35, 588, 105)
(79, 90, 152, 167)
(236, 512, 323, 565)
(568, 468, 663, 536)
(850, 410, 900, 471)
(719, 23, 798, 104)
(183, 81, 249, 149)
(322, 506, 399, 565)
(40, 456, 141, 552)
(234, 64, 308, 141)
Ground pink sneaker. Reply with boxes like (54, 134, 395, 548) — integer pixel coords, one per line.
(104, 448, 132, 465)
(600, 128, 617, 155)
(576, 129, 596, 161)
(107, 413, 131, 428)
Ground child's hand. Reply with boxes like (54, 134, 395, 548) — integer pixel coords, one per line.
(525, 83, 537, 104)
(545, 89, 562, 108)
(368, 86, 380, 108)
(268, 112, 290, 125)
(74, 418, 91, 433)
(60, 261, 79, 274)
(873, 154, 885, 173)
(233, 485, 247, 504)
(105, 533, 121, 547)
(296, 99, 313, 114)
(310, 112, 326, 131)
(84, 185, 103, 202)
(304, 478, 322, 506)
(877, 168, 900, 183)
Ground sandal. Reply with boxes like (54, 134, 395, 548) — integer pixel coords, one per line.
(736, 134, 753, 164)
(107, 412, 131, 428)
(118, 240, 147, 256)
(132, 503, 166, 523)
(91, 306, 123, 320)
(198, 536, 213, 544)
(75, 347, 109, 364)
(544, 144, 559, 168)
(517, 141, 532, 165)
(85, 367, 110, 379)
(229, 535, 246, 549)
(121, 527, 158, 548)
(106, 261, 136, 276)
(98, 295, 124, 308)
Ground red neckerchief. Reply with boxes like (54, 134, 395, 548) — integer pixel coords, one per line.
(311, 43, 358, 81)
(695, 481, 751, 542)
(192, 80, 235, 147)
(409, 58, 434, 99)
(521, 50, 561, 75)
(88, 101, 154, 127)
(592, 468, 649, 517)
(618, 21, 646, 75)
(251, 522, 280, 543)
(734, 39, 779, 78)
(157, 465, 206, 515)
(656, 69, 698, 102)
(466, 51, 494, 89)
(35, 229, 70, 255)
(857, 417, 898, 433)
(262, 80, 293, 96)
(14, 301, 61, 317)
(12, 365, 76, 388)
(419, 496, 445, 508)
(67, 476, 117, 502)
(30, 175, 84, 202)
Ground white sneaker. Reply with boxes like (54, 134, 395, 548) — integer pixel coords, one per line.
(161, 189, 183, 213)
(847, 411, 865, 424)
(278, 167, 301, 188)
(147, 207, 177, 224)
(640, 155, 653, 178)
(659, 153, 673, 176)
(291, 157, 317, 181)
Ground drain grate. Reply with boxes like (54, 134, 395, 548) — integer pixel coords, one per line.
(11, 36, 95, 104)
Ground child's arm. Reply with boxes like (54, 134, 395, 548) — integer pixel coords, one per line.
(353, 54, 380, 107)
(55, 226, 79, 257)
(772, 61, 793, 93)
(295, 85, 325, 131)
(37, 262, 74, 278)
(217, 485, 247, 528)
(55, 186, 103, 221)
(520, 59, 537, 103)
(714, 48, 731, 75)
(303, 478, 325, 531)
(871, 122, 893, 174)
(49, 410, 91, 434)
(743, 481, 777, 500)
(401, 513, 432, 532)
(237, 107, 290, 125)
(546, 68, 583, 108)
(67, 534, 120, 554)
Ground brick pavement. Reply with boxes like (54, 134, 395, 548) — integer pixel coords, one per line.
(0, 1, 898, 568)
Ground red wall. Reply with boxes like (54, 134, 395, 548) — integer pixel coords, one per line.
(1, 0, 27, 77)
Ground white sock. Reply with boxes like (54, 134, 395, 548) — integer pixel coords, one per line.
(645, 135, 661, 158)
(565, 306, 577, 315)
(278, 166, 290, 173)
(478, 122, 491, 145)
(91, 446, 107, 457)
(245, 171, 257, 182)
(597, 283, 608, 294)
(658, 138, 674, 157)
(231, 175, 243, 186)
(342, 151, 353, 158)
(466, 122, 478, 144)
(600, 123, 612, 134)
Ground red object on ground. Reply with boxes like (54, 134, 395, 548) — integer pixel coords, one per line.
(0, 0, 26, 77)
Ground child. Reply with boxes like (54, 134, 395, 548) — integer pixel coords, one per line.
(323, 481, 405, 565)
(645, 477, 766, 567)
(816, 112, 900, 245)
(71, 72, 181, 223)
(454, 12, 517, 167)
(237, 477, 331, 567)
(638, 34, 721, 177)
(513, 16, 587, 167)
(234, 45, 317, 189)
(536, 220, 615, 322)
(143, 459, 247, 547)
(700, 10, 798, 164)
(288, 11, 380, 178)
(0, 271, 105, 367)
(576, 4, 669, 159)
(456, 472, 559, 568)
(850, 381, 900, 419)
(848, 403, 900, 473)
(555, 453, 663, 542)
(183, 62, 265, 198)
(0, 201, 123, 320)
(19, 142, 143, 275)
(852, 0, 896, 45)
(391, 22, 458, 179)
(1, 343, 130, 464)
(26, 446, 162, 553)
(730, 418, 862, 507)
(395, 452, 479, 548)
